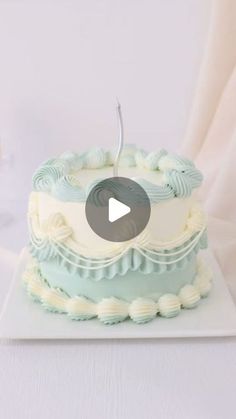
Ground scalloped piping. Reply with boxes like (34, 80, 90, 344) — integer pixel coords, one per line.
(28, 203, 207, 277)
(30, 233, 207, 280)
(22, 257, 213, 324)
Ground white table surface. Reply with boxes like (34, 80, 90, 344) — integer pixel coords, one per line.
(1, 201, 236, 419)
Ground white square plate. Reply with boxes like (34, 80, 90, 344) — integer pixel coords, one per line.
(0, 248, 236, 339)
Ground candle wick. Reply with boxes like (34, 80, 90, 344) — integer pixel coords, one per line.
(113, 98, 124, 177)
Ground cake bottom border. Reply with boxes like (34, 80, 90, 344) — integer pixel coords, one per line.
(22, 257, 213, 324)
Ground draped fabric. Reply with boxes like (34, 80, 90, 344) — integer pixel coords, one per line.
(181, 0, 236, 295)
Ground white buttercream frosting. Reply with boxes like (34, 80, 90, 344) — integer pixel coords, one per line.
(29, 146, 204, 259)
(97, 298, 129, 324)
(41, 213, 72, 243)
(158, 294, 181, 318)
(30, 208, 72, 246)
(23, 267, 45, 299)
(179, 285, 200, 308)
(186, 205, 206, 233)
(193, 275, 212, 297)
(129, 298, 158, 323)
(193, 261, 213, 297)
(66, 296, 96, 319)
(28, 189, 206, 262)
(41, 288, 67, 312)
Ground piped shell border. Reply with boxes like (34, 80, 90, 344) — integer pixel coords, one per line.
(22, 257, 213, 324)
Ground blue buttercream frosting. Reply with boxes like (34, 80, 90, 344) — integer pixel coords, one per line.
(39, 254, 197, 303)
(52, 175, 86, 202)
(32, 146, 203, 203)
(134, 179, 175, 202)
(145, 149, 167, 170)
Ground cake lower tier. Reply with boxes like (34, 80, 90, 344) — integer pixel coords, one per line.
(40, 256, 198, 302)
(22, 252, 213, 324)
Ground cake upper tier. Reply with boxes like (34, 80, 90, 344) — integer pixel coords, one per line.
(32, 146, 203, 204)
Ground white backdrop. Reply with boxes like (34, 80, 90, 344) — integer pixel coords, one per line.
(2, 4, 236, 419)
(0, 0, 211, 202)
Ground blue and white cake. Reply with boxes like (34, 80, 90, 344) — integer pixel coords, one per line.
(23, 146, 212, 324)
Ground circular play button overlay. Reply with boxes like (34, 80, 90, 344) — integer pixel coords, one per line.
(85, 177, 151, 242)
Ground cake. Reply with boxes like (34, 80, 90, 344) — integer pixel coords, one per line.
(23, 145, 213, 324)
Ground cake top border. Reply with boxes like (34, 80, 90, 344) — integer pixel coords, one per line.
(32, 145, 203, 203)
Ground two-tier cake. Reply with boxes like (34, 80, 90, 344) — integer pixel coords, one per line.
(23, 146, 212, 324)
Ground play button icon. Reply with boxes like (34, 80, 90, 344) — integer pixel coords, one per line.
(108, 198, 131, 222)
(85, 177, 151, 242)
